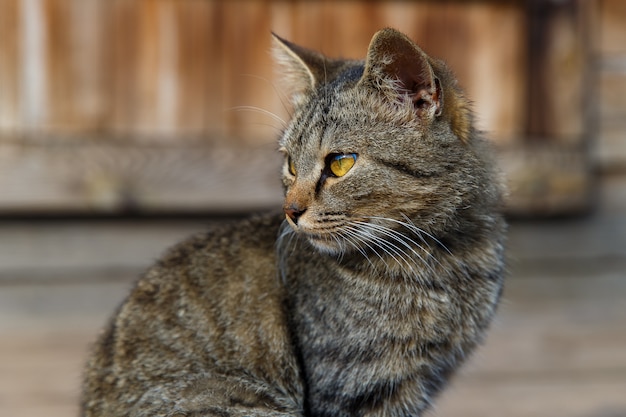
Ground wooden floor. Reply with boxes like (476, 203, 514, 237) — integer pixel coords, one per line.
(1, 178, 626, 417)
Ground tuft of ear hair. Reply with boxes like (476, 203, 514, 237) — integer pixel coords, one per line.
(272, 29, 473, 143)
(430, 57, 474, 144)
(359, 28, 473, 143)
(359, 28, 442, 120)
(271, 33, 349, 106)
(271, 33, 323, 100)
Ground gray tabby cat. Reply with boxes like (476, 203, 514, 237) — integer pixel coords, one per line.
(82, 28, 506, 417)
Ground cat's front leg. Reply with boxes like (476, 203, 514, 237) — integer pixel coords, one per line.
(141, 375, 304, 417)
(170, 409, 302, 417)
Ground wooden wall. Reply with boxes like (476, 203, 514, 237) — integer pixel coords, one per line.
(0, 0, 597, 214)
(594, 0, 626, 172)
(0, 0, 528, 143)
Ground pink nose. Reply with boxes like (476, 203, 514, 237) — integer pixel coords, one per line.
(284, 204, 306, 224)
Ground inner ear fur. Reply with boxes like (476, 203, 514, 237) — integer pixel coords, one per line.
(360, 28, 472, 142)
(272, 33, 351, 104)
(429, 58, 473, 143)
(360, 28, 443, 118)
(272, 33, 326, 93)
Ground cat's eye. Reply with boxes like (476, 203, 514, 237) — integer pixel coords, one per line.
(328, 153, 357, 177)
(287, 157, 297, 176)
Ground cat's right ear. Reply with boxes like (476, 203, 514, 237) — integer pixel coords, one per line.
(271, 33, 326, 105)
(359, 28, 443, 121)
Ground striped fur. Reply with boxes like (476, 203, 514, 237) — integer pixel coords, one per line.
(82, 28, 505, 417)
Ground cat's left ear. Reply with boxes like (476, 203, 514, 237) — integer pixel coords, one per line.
(272, 33, 327, 105)
(359, 28, 443, 120)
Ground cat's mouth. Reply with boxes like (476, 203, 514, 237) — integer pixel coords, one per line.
(288, 222, 333, 242)
(284, 213, 450, 264)
(283, 215, 348, 254)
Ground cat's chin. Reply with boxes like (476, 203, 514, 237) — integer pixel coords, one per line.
(305, 234, 346, 256)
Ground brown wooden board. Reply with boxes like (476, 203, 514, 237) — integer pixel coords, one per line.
(596, 0, 626, 55)
(0, 0, 597, 216)
(595, 0, 626, 173)
(0, 138, 283, 214)
(0, 0, 527, 142)
(2, 211, 626, 416)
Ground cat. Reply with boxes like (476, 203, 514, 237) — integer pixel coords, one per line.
(81, 28, 506, 417)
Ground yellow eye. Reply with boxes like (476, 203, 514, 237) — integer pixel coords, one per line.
(329, 153, 357, 177)
(288, 157, 297, 176)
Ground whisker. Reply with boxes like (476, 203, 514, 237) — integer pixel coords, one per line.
(398, 214, 452, 255)
(239, 73, 293, 120)
(347, 222, 415, 277)
(365, 215, 452, 257)
(276, 220, 298, 283)
(329, 232, 346, 262)
(391, 215, 455, 275)
(229, 105, 288, 127)
(356, 221, 427, 255)
(353, 221, 437, 278)
(340, 226, 383, 273)
(375, 238, 416, 277)
(277, 213, 451, 281)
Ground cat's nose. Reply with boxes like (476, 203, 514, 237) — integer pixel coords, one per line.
(284, 204, 306, 225)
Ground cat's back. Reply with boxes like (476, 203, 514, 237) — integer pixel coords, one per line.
(82, 213, 304, 416)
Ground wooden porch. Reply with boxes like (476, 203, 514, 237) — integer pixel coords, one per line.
(1, 1, 626, 416)
(1, 176, 626, 416)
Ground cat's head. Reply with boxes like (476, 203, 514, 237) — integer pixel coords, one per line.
(273, 28, 498, 257)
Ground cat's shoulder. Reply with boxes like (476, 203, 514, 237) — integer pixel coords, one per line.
(156, 212, 285, 270)
(120, 212, 285, 315)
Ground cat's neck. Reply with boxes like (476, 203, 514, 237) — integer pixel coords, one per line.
(333, 241, 449, 284)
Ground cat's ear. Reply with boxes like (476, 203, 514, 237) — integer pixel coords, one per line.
(359, 28, 443, 120)
(272, 33, 327, 104)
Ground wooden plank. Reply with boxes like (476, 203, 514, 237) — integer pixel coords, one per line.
(201, 0, 228, 138)
(127, 0, 166, 135)
(471, 272, 626, 376)
(2, 254, 625, 417)
(0, 0, 21, 131)
(502, 3, 591, 212)
(506, 213, 626, 261)
(464, 2, 527, 143)
(597, 126, 626, 173)
(593, 0, 626, 172)
(599, 72, 626, 123)
(526, 0, 588, 142)
(436, 378, 626, 417)
(0, 138, 283, 214)
(0, 0, 113, 134)
(174, 1, 214, 135)
(220, 0, 277, 142)
(1, 0, 529, 144)
(1, 206, 626, 415)
(110, 0, 140, 135)
(597, 72, 626, 171)
(596, 0, 626, 56)
(10, 0, 49, 130)
(0, 221, 210, 281)
(601, 173, 626, 213)
(497, 143, 592, 216)
(0, 285, 127, 417)
(44, 0, 74, 130)
(0, 135, 591, 216)
(1, 0, 595, 216)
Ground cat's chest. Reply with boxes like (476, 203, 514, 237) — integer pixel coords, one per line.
(287, 259, 455, 417)
(287, 252, 454, 346)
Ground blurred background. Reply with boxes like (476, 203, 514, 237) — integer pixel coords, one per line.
(0, 0, 625, 416)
